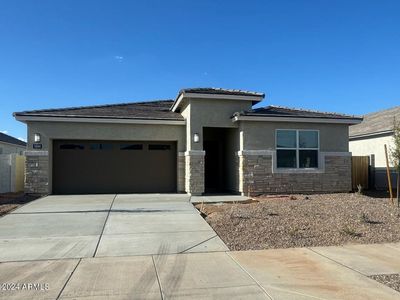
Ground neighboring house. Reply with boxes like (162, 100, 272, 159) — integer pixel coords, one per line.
(13, 88, 362, 195)
(349, 106, 400, 190)
(0, 132, 26, 155)
(0, 133, 26, 193)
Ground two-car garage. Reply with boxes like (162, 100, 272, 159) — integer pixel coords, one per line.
(52, 140, 177, 194)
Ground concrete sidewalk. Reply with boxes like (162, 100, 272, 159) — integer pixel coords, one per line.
(1, 243, 400, 299)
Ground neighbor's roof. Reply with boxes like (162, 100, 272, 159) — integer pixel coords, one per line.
(349, 106, 400, 138)
(0, 132, 26, 147)
(235, 105, 362, 121)
(14, 100, 184, 121)
(178, 87, 265, 98)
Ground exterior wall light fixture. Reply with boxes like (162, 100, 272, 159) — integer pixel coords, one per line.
(34, 133, 41, 143)
(193, 133, 200, 143)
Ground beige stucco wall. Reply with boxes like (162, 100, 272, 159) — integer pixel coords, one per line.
(27, 121, 186, 151)
(27, 121, 186, 193)
(239, 121, 349, 152)
(0, 142, 25, 155)
(350, 134, 394, 167)
(183, 98, 251, 151)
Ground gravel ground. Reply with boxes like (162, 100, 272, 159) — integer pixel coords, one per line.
(196, 192, 400, 250)
(0, 193, 39, 216)
(369, 274, 400, 292)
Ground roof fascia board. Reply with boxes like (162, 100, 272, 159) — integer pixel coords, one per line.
(15, 115, 186, 125)
(232, 115, 362, 125)
(0, 140, 26, 148)
(349, 130, 394, 140)
(171, 92, 263, 112)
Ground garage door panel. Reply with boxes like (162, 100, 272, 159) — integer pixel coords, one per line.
(53, 140, 177, 194)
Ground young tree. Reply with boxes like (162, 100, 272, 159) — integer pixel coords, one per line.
(390, 118, 400, 206)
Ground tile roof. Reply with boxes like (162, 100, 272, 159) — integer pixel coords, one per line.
(14, 100, 184, 121)
(178, 87, 265, 97)
(349, 106, 400, 138)
(0, 132, 26, 147)
(236, 105, 362, 120)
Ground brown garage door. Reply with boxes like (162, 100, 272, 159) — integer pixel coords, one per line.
(53, 140, 177, 194)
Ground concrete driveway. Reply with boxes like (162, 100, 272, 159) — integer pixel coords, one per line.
(0, 194, 228, 262)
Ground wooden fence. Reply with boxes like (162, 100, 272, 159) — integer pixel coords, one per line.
(0, 154, 25, 193)
(351, 156, 369, 190)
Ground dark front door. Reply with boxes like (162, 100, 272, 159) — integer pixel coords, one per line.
(204, 140, 223, 193)
(52, 140, 177, 194)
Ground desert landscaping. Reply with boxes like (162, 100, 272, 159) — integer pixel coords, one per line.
(196, 192, 400, 251)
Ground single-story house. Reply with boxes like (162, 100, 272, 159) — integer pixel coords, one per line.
(14, 88, 362, 195)
(0, 132, 26, 155)
(349, 106, 399, 190)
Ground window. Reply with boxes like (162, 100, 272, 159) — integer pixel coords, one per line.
(90, 143, 113, 150)
(120, 144, 143, 150)
(276, 130, 319, 169)
(148, 144, 171, 150)
(60, 144, 84, 150)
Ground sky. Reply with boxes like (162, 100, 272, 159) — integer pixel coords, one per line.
(1, 0, 399, 140)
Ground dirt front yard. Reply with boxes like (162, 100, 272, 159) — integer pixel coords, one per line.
(196, 192, 400, 251)
(0, 193, 40, 216)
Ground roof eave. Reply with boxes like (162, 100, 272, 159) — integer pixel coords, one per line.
(349, 130, 394, 140)
(232, 115, 363, 125)
(14, 115, 186, 125)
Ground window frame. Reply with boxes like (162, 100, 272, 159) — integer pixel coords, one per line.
(275, 129, 320, 169)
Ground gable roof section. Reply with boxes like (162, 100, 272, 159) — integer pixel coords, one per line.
(14, 100, 184, 121)
(349, 106, 400, 138)
(0, 132, 26, 147)
(233, 105, 362, 124)
(171, 87, 265, 112)
(178, 87, 265, 97)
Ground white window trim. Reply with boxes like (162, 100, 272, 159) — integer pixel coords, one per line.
(275, 129, 320, 170)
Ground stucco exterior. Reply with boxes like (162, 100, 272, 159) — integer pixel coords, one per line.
(26, 121, 186, 194)
(349, 133, 393, 168)
(239, 122, 349, 152)
(16, 88, 359, 195)
(349, 133, 397, 190)
(0, 141, 25, 155)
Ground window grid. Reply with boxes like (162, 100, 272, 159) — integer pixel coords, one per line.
(276, 129, 319, 169)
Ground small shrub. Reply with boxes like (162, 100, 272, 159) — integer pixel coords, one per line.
(360, 213, 370, 223)
(288, 227, 300, 237)
(357, 184, 363, 195)
(359, 213, 383, 225)
(341, 226, 362, 237)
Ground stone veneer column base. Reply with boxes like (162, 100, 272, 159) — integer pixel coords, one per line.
(25, 151, 49, 195)
(239, 151, 352, 195)
(177, 152, 186, 192)
(185, 150, 205, 195)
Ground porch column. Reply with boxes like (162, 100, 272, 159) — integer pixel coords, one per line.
(25, 150, 49, 195)
(185, 150, 205, 195)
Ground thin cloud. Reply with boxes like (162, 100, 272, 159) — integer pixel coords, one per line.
(114, 55, 124, 62)
(0, 130, 8, 134)
(18, 137, 27, 142)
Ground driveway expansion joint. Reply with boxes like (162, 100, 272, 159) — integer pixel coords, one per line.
(179, 234, 218, 254)
(225, 252, 273, 300)
(307, 247, 368, 276)
(56, 258, 82, 300)
(152, 255, 165, 300)
(93, 194, 117, 257)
